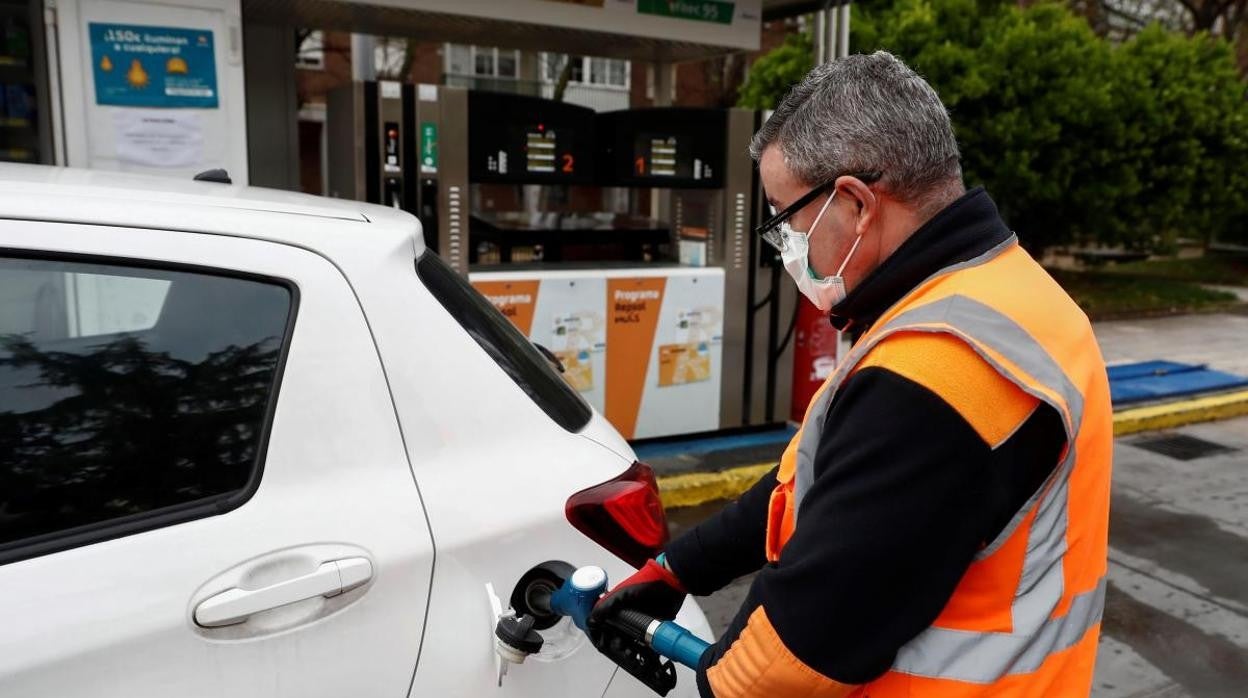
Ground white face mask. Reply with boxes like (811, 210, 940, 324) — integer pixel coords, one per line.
(777, 191, 864, 311)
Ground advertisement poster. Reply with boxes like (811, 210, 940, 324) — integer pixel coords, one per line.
(657, 342, 711, 386)
(551, 308, 605, 392)
(90, 23, 219, 109)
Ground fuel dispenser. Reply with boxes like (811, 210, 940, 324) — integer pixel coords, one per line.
(327, 81, 412, 210)
(328, 85, 798, 439)
(327, 80, 451, 260)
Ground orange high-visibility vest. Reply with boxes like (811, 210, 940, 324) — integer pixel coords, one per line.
(765, 236, 1112, 697)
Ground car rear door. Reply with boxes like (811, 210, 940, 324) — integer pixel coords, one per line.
(0, 219, 434, 696)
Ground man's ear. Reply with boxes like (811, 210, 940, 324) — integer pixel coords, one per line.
(835, 175, 879, 238)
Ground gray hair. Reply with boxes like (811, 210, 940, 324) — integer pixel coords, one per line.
(750, 51, 963, 209)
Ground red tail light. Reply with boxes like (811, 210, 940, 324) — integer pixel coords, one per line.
(566, 461, 669, 568)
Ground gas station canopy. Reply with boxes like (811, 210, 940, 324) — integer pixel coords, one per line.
(244, 0, 765, 62)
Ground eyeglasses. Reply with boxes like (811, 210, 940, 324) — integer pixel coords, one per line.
(756, 171, 883, 252)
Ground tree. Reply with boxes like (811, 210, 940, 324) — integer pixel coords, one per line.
(548, 54, 579, 102)
(729, 0, 1248, 250)
(853, 0, 1248, 251)
(854, 0, 1132, 251)
(1117, 24, 1248, 246)
(1069, 0, 1248, 73)
(736, 32, 814, 109)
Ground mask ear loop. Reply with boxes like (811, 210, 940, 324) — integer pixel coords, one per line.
(836, 233, 864, 277)
(804, 190, 836, 240)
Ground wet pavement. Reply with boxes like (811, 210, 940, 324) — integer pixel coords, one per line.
(668, 416, 1248, 697)
(1095, 312, 1248, 377)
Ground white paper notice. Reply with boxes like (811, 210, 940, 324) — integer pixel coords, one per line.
(113, 110, 204, 168)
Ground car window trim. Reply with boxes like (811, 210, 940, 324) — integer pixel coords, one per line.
(413, 250, 593, 433)
(0, 247, 300, 566)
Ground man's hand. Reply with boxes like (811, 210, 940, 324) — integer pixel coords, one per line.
(588, 559, 686, 640)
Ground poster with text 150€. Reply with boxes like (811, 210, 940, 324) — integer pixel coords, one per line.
(90, 23, 219, 109)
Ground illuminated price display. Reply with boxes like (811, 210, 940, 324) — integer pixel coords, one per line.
(635, 136, 678, 177)
(599, 109, 725, 189)
(469, 92, 595, 185)
(523, 124, 575, 174)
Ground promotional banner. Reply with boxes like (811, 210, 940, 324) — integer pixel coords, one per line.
(606, 277, 667, 438)
(629, 272, 723, 438)
(472, 280, 540, 335)
(90, 22, 219, 109)
(472, 268, 723, 439)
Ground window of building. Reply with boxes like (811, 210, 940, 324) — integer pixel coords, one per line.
(474, 48, 495, 76)
(541, 53, 629, 89)
(0, 255, 293, 564)
(497, 51, 517, 79)
(295, 29, 325, 70)
(445, 44, 520, 79)
(375, 38, 408, 78)
(447, 44, 471, 76)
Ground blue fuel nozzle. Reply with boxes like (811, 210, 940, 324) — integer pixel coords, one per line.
(548, 565, 607, 632)
(649, 620, 711, 669)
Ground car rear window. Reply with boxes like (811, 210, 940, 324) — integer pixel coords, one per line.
(415, 251, 591, 432)
(0, 254, 293, 563)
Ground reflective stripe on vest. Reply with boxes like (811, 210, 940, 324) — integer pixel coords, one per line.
(773, 235, 1110, 690)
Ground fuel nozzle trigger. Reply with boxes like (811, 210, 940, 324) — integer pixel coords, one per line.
(549, 566, 677, 696)
(593, 626, 678, 697)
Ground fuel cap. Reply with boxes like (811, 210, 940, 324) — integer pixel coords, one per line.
(495, 613, 544, 657)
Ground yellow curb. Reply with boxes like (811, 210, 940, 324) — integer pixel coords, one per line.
(658, 390, 1248, 509)
(657, 463, 774, 510)
(1112, 389, 1248, 436)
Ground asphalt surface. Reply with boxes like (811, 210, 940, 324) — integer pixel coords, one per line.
(667, 415, 1248, 698)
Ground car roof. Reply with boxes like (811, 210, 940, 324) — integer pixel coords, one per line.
(0, 164, 425, 257)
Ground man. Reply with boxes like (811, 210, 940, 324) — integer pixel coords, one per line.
(589, 52, 1113, 697)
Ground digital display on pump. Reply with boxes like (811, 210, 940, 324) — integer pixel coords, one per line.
(524, 125, 563, 174)
(470, 92, 595, 185)
(599, 109, 726, 189)
(639, 134, 679, 177)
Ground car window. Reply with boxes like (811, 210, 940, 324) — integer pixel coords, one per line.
(0, 254, 294, 563)
(415, 251, 591, 432)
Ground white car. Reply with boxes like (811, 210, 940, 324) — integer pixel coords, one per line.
(0, 165, 711, 697)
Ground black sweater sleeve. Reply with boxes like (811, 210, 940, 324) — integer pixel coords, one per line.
(663, 464, 778, 596)
(695, 367, 1066, 693)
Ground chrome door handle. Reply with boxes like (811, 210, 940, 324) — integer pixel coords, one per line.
(194, 557, 373, 628)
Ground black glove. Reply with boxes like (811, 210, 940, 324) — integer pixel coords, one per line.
(588, 558, 686, 641)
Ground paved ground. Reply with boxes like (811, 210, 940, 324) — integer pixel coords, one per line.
(1096, 312, 1248, 377)
(669, 415, 1248, 697)
(647, 312, 1248, 479)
